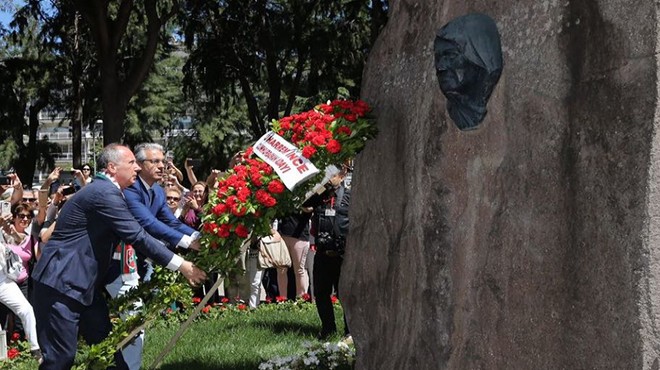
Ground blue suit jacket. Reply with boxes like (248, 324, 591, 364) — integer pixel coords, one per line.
(123, 178, 196, 248)
(32, 176, 175, 306)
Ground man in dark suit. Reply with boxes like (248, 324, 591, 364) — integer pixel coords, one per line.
(32, 144, 207, 370)
(106, 143, 200, 369)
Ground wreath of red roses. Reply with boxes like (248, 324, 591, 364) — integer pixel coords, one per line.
(193, 99, 375, 273)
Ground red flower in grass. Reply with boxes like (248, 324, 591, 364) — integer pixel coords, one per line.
(326, 139, 341, 154)
(7, 348, 19, 359)
(192, 297, 201, 304)
(201, 305, 211, 314)
(276, 296, 287, 303)
(237, 304, 248, 311)
(221, 297, 230, 304)
(267, 180, 285, 194)
(301, 293, 311, 302)
(331, 295, 339, 304)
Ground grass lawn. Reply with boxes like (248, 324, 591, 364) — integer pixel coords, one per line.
(2, 301, 348, 369)
(143, 302, 347, 369)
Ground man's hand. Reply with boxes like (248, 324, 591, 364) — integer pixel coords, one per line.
(189, 239, 202, 251)
(178, 260, 207, 286)
(46, 167, 62, 184)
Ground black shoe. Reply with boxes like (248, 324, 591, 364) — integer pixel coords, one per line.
(31, 349, 43, 364)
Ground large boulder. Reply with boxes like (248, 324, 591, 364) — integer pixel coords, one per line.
(341, 1, 660, 368)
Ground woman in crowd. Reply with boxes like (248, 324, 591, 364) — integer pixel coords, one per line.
(165, 187, 183, 217)
(277, 209, 312, 299)
(179, 181, 208, 230)
(2, 203, 40, 290)
(0, 213, 42, 363)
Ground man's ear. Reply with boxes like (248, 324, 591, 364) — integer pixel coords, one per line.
(105, 162, 117, 175)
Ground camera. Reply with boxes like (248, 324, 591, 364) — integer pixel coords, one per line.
(187, 158, 202, 168)
(62, 186, 77, 196)
(315, 231, 344, 253)
(0, 176, 10, 186)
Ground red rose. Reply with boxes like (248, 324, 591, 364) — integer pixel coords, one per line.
(276, 296, 287, 303)
(231, 204, 246, 217)
(311, 134, 327, 146)
(221, 297, 230, 304)
(331, 295, 339, 304)
(344, 113, 357, 122)
(236, 187, 251, 202)
(203, 222, 217, 233)
(301, 293, 311, 302)
(250, 172, 264, 187)
(212, 204, 227, 216)
(326, 139, 341, 154)
(11, 332, 20, 342)
(192, 297, 201, 304)
(244, 146, 254, 157)
(255, 190, 277, 207)
(7, 348, 19, 359)
(217, 224, 231, 238)
(318, 103, 334, 114)
(202, 305, 211, 314)
(267, 180, 285, 194)
(234, 224, 249, 238)
(337, 126, 352, 136)
(225, 195, 238, 207)
(237, 303, 248, 311)
(302, 146, 316, 159)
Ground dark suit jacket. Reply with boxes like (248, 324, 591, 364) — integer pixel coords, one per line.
(32, 176, 175, 306)
(124, 178, 196, 248)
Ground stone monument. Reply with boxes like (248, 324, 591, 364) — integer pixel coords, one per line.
(341, 1, 660, 368)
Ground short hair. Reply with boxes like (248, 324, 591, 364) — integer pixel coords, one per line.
(97, 144, 128, 170)
(11, 202, 31, 216)
(134, 143, 164, 162)
(165, 187, 182, 196)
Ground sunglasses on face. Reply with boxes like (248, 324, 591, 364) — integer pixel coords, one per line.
(166, 196, 180, 201)
(82, 168, 91, 171)
(16, 213, 32, 220)
(22, 198, 36, 202)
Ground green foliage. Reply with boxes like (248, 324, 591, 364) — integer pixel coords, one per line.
(178, 0, 388, 149)
(141, 300, 349, 369)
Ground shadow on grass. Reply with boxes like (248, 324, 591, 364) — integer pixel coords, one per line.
(158, 359, 262, 370)
(249, 319, 319, 337)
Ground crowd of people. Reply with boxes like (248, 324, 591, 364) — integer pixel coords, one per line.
(0, 142, 352, 369)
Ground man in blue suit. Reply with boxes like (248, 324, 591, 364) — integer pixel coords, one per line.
(106, 143, 200, 369)
(32, 144, 207, 370)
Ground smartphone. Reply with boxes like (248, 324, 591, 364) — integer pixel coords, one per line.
(62, 186, 76, 196)
(0, 201, 10, 217)
(0, 176, 10, 186)
(187, 159, 202, 168)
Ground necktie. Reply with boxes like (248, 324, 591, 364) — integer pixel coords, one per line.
(149, 188, 155, 206)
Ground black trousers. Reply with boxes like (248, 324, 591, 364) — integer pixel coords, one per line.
(33, 282, 128, 370)
(313, 252, 348, 336)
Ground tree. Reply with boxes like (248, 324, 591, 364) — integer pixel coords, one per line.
(0, 15, 63, 183)
(181, 0, 388, 140)
(70, 0, 179, 145)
